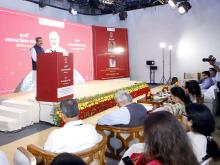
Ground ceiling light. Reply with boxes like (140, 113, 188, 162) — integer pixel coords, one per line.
(100, 0, 114, 5)
(168, 0, 176, 8)
(69, 7, 77, 15)
(178, 1, 191, 15)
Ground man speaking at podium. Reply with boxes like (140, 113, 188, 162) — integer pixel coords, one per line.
(30, 37, 45, 86)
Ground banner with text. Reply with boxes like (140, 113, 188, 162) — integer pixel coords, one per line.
(0, 8, 93, 95)
(92, 26, 130, 80)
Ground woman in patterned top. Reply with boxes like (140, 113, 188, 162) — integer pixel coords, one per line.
(163, 87, 192, 116)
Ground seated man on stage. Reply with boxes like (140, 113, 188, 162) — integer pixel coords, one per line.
(199, 71, 214, 90)
(97, 90, 148, 127)
(44, 99, 102, 153)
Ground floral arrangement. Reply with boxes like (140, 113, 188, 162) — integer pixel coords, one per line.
(51, 82, 149, 126)
(146, 91, 154, 100)
(162, 85, 169, 93)
(51, 106, 65, 127)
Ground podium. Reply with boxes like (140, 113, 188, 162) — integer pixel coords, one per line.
(36, 52, 74, 102)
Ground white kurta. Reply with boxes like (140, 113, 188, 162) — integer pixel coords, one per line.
(44, 120, 102, 153)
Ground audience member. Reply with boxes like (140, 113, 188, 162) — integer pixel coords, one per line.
(51, 153, 86, 165)
(199, 71, 214, 90)
(170, 77, 179, 87)
(209, 68, 217, 82)
(120, 111, 199, 165)
(44, 99, 102, 153)
(209, 59, 220, 90)
(97, 90, 148, 127)
(183, 103, 220, 163)
(185, 80, 202, 103)
(0, 151, 9, 165)
(155, 87, 191, 116)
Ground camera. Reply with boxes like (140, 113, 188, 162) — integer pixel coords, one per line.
(202, 55, 216, 62)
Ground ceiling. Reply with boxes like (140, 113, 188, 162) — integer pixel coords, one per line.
(24, 0, 186, 15)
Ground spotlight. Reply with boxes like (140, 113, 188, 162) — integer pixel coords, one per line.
(178, 1, 191, 14)
(160, 42, 166, 49)
(168, 45, 173, 50)
(119, 11, 128, 21)
(69, 7, 77, 15)
(100, 0, 114, 5)
(168, 0, 176, 8)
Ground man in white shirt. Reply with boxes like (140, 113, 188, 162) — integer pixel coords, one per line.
(44, 99, 102, 153)
(97, 90, 148, 127)
(0, 151, 9, 165)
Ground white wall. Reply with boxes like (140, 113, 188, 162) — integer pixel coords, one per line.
(126, 0, 220, 83)
(1, 0, 220, 83)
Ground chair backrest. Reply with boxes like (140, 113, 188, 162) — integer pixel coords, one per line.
(184, 73, 201, 80)
(14, 147, 36, 165)
(96, 124, 144, 160)
(27, 132, 107, 165)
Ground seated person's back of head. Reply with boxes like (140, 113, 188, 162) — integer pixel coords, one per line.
(51, 153, 86, 165)
(184, 103, 220, 163)
(122, 111, 199, 165)
(97, 90, 148, 127)
(185, 80, 202, 103)
(44, 99, 101, 153)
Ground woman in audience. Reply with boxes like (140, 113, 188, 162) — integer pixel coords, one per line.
(184, 103, 220, 163)
(184, 80, 202, 103)
(158, 86, 191, 116)
(120, 111, 199, 165)
(170, 77, 179, 87)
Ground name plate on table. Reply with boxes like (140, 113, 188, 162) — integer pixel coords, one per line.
(57, 85, 74, 98)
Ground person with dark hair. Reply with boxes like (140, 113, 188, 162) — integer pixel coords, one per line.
(119, 111, 199, 165)
(51, 153, 86, 165)
(170, 77, 179, 86)
(155, 87, 191, 116)
(30, 37, 44, 85)
(183, 103, 220, 163)
(199, 71, 214, 90)
(185, 80, 202, 103)
(44, 99, 102, 153)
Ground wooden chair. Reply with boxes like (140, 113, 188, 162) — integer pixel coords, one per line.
(14, 147, 36, 165)
(96, 124, 144, 160)
(27, 132, 107, 165)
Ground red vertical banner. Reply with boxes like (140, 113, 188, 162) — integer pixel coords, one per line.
(92, 26, 130, 80)
(36, 53, 74, 102)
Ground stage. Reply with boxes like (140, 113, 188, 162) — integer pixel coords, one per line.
(0, 80, 149, 131)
